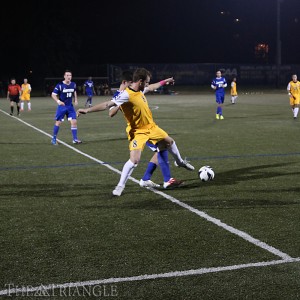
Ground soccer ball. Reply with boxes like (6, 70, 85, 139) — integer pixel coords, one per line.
(198, 166, 215, 182)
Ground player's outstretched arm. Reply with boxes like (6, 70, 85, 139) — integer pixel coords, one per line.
(147, 77, 175, 92)
(77, 100, 115, 117)
(108, 105, 120, 118)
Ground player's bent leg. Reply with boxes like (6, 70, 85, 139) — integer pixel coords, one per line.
(159, 138, 195, 171)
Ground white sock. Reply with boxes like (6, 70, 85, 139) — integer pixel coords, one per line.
(21, 102, 24, 110)
(168, 141, 183, 164)
(28, 103, 31, 110)
(117, 159, 137, 187)
(294, 107, 299, 118)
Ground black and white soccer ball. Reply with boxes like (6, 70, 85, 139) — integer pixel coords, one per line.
(198, 166, 215, 182)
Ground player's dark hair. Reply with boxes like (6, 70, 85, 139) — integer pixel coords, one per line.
(133, 68, 151, 82)
(121, 70, 133, 82)
(64, 69, 72, 75)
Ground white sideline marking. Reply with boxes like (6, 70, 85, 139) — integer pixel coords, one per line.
(1, 108, 293, 261)
(0, 258, 299, 296)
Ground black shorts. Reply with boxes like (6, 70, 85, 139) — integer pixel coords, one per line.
(9, 95, 20, 103)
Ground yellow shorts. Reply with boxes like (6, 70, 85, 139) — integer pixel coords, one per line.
(127, 123, 168, 151)
(290, 95, 300, 106)
(21, 94, 30, 101)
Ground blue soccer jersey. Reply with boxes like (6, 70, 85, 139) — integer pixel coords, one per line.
(52, 81, 77, 121)
(84, 80, 94, 96)
(52, 81, 76, 106)
(211, 77, 227, 95)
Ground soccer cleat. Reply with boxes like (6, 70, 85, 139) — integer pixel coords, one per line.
(216, 114, 220, 119)
(72, 139, 82, 144)
(139, 179, 160, 188)
(163, 178, 183, 189)
(51, 137, 58, 145)
(220, 115, 224, 120)
(9, 113, 13, 116)
(175, 159, 195, 171)
(112, 185, 125, 196)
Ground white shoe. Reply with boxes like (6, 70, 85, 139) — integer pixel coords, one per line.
(112, 185, 124, 196)
(174, 159, 195, 171)
(139, 179, 160, 188)
(163, 178, 183, 189)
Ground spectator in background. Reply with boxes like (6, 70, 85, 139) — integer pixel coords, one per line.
(7, 78, 21, 116)
(0, 81, 5, 98)
(20, 78, 32, 111)
(103, 82, 111, 96)
(84, 76, 96, 107)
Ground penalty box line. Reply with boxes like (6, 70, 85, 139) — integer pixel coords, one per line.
(1, 110, 293, 259)
(0, 258, 299, 296)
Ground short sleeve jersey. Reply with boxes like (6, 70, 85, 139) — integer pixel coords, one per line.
(52, 82, 76, 106)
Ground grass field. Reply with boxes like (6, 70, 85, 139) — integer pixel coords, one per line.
(0, 89, 300, 299)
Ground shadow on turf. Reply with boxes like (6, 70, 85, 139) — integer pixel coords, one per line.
(175, 162, 300, 189)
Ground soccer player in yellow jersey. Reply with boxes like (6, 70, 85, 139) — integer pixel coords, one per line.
(77, 68, 195, 196)
(230, 77, 238, 104)
(20, 78, 32, 111)
(287, 74, 300, 119)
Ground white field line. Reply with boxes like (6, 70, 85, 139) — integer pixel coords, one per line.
(0, 258, 299, 296)
(0, 109, 297, 295)
(1, 109, 293, 261)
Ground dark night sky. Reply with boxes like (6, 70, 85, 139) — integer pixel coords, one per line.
(1, 0, 300, 80)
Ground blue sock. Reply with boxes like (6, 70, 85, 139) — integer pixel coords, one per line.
(71, 127, 78, 140)
(219, 106, 223, 115)
(142, 162, 157, 181)
(158, 150, 171, 182)
(53, 125, 60, 138)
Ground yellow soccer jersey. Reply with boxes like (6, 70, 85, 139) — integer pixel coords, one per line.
(112, 87, 154, 129)
(21, 83, 31, 100)
(287, 80, 300, 97)
(231, 81, 237, 96)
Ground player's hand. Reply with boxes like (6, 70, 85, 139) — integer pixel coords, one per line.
(77, 108, 88, 117)
(56, 100, 65, 106)
(165, 77, 175, 85)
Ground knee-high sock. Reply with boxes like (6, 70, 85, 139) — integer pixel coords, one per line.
(168, 141, 183, 165)
(71, 126, 78, 140)
(294, 107, 299, 118)
(158, 150, 171, 182)
(117, 159, 137, 187)
(53, 125, 60, 138)
(142, 162, 157, 181)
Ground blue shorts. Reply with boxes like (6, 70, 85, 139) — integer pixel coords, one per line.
(55, 105, 76, 121)
(216, 93, 225, 104)
(146, 141, 158, 152)
(86, 92, 93, 97)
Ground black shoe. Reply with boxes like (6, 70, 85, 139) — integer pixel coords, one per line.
(9, 113, 13, 116)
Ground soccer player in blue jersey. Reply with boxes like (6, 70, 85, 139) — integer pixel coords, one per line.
(51, 70, 82, 145)
(211, 70, 227, 119)
(84, 76, 96, 108)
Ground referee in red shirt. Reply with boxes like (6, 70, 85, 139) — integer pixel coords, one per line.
(7, 78, 22, 116)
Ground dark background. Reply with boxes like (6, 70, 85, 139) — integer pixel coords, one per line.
(1, 0, 300, 82)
